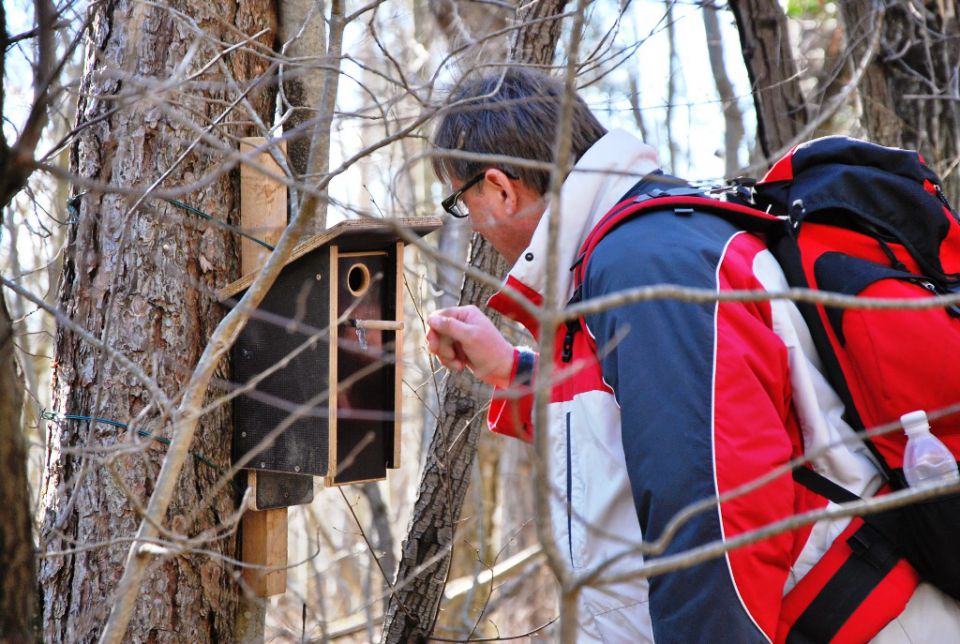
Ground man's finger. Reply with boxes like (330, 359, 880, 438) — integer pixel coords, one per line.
(453, 342, 469, 369)
(425, 328, 442, 354)
(428, 313, 473, 343)
(437, 336, 458, 362)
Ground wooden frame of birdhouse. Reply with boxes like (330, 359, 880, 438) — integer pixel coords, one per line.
(220, 217, 441, 495)
(223, 138, 442, 598)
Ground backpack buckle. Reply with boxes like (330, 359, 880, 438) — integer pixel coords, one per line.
(847, 523, 900, 571)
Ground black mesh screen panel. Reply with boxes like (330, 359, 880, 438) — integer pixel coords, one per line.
(232, 249, 331, 476)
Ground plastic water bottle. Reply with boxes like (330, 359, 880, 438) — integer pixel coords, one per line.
(901, 410, 960, 487)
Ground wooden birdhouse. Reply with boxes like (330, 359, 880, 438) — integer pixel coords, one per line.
(219, 217, 441, 504)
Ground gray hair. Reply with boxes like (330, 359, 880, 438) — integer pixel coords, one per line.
(431, 68, 607, 195)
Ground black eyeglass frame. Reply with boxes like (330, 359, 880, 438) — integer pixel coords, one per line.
(441, 168, 519, 218)
(441, 171, 486, 218)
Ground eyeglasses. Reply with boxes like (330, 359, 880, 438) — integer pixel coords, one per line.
(441, 171, 487, 218)
(441, 169, 519, 218)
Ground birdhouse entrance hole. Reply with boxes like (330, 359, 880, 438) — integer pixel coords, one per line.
(346, 262, 371, 297)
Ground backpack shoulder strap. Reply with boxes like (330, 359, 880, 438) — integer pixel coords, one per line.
(570, 188, 782, 294)
(561, 181, 783, 363)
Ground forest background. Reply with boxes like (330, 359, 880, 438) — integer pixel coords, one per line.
(2, 0, 958, 642)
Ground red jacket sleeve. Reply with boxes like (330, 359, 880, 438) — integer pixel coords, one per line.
(487, 347, 536, 442)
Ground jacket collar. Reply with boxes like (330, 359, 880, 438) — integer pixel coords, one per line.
(488, 129, 660, 337)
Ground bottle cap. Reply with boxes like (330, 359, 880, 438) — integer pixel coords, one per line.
(901, 410, 931, 437)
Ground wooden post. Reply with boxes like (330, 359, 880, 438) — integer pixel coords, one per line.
(242, 477, 288, 596)
(240, 138, 286, 274)
(239, 137, 288, 597)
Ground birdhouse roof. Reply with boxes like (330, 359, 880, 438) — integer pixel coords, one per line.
(218, 216, 443, 300)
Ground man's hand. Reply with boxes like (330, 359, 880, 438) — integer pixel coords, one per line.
(426, 305, 515, 388)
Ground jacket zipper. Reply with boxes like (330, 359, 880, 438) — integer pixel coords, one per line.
(934, 185, 960, 225)
(562, 284, 584, 363)
(916, 278, 960, 318)
(561, 319, 580, 363)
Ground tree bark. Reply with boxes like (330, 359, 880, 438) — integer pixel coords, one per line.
(360, 481, 397, 615)
(1, 2, 64, 640)
(38, 1, 275, 641)
(429, 0, 512, 314)
(381, 2, 568, 641)
(278, 0, 329, 231)
(729, 0, 809, 159)
(509, 0, 566, 65)
(703, 5, 745, 177)
(840, 1, 960, 205)
(0, 0, 54, 212)
(0, 291, 36, 642)
(421, 4, 517, 637)
(381, 238, 507, 643)
(664, 0, 679, 174)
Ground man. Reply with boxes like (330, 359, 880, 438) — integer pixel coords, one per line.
(425, 68, 960, 642)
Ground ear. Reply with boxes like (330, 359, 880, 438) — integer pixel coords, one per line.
(483, 168, 519, 217)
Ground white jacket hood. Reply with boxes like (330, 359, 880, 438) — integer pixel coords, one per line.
(505, 129, 660, 305)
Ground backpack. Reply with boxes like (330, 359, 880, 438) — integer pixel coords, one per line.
(566, 136, 960, 636)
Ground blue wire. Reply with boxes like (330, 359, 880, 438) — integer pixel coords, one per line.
(67, 196, 275, 250)
(165, 199, 275, 250)
(41, 409, 221, 471)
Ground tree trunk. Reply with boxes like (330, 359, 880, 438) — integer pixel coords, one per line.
(381, 2, 567, 641)
(703, 5, 745, 177)
(429, 0, 513, 315)
(840, 1, 960, 205)
(38, 1, 275, 641)
(381, 238, 507, 643)
(0, 291, 36, 642)
(1, 5, 38, 641)
(509, 0, 565, 64)
(664, 0, 679, 174)
(729, 0, 809, 159)
(278, 0, 328, 230)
